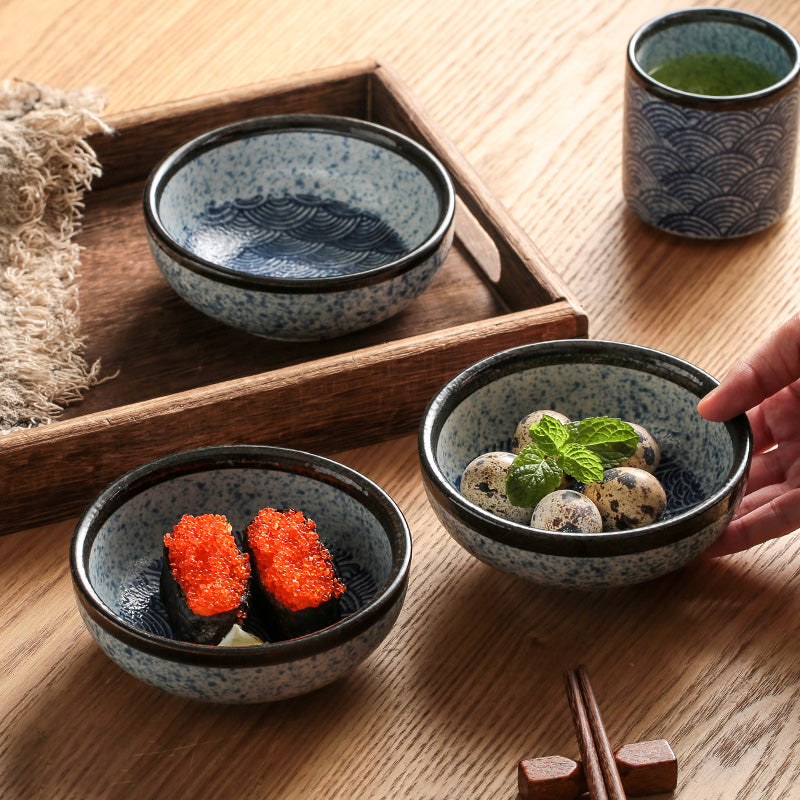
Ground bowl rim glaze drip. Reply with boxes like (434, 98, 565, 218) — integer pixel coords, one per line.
(627, 6, 800, 108)
(70, 445, 412, 667)
(418, 339, 753, 557)
(143, 114, 456, 293)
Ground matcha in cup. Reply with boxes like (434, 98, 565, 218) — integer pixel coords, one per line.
(623, 7, 800, 239)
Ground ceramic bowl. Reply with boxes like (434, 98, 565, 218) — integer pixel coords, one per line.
(418, 339, 753, 589)
(143, 114, 455, 340)
(70, 445, 411, 703)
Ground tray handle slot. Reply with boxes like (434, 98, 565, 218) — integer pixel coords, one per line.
(369, 61, 583, 315)
(455, 197, 501, 284)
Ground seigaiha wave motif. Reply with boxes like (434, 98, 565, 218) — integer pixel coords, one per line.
(656, 452, 705, 517)
(624, 82, 799, 237)
(183, 193, 409, 278)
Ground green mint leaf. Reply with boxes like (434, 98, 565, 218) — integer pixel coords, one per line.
(529, 414, 569, 457)
(566, 417, 638, 469)
(506, 445, 564, 508)
(556, 444, 605, 483)
(502, 414, 639, 508)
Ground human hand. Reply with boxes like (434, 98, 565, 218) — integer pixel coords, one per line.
(697, 313, 800, 556)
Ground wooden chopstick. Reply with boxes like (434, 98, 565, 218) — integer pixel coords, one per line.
(577, 665, 627, 799)
(563, 668, 608, 800)
(563, 665, 627, 800)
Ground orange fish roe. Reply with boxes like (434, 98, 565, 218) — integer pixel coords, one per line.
(164, 514, 251, 617)
(247, 508, 346, 612)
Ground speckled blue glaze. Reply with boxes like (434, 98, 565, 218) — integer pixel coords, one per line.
(418, 340, 753, 589)
(146, 225, 450, 340)
(70, 446, 411, 703)
(427, 501, 727, 588)
(77, 591, 405, 703)
(144, 115, 455, 340)
(624, 8, 800, 239)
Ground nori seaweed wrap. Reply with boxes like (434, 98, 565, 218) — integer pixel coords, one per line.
(161, 514, 251, 645)
(245, 508, 346, 641)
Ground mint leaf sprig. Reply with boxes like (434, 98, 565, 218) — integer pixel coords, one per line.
(505, 415, 638, 508)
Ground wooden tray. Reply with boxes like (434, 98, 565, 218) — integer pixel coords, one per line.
(0, 59, 587, 535)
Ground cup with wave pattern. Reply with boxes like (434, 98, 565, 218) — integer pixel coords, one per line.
(624, 7, 800, 238)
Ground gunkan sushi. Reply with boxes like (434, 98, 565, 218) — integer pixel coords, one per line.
(245, 508, 346, 640)
(161, 514, 251, 645)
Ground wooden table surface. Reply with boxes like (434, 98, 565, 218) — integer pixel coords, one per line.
(4, 1, 800, 798)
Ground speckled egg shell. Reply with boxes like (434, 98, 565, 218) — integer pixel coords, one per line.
(461, 452, 533, 524)
(531, 490, 603, 533)
(511, 410, 571, 453)
(619, 422, 661, 472)
(583, 467, 667, 531)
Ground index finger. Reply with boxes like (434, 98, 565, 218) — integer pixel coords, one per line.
(698, 313, 800, 422)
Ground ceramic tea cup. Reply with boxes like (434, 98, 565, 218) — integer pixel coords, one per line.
(623, 7, 800, 239)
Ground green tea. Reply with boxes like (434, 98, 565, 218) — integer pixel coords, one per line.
(648, 51, 781, 96)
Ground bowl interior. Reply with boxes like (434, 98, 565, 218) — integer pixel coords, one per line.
(634, 10, 797, 87)
(156, 126, 444, 280)
(436, 360, 734, 521)
(88, 464, 393, 642)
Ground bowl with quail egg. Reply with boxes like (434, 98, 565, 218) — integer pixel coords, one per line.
(418, 339, 752, 589)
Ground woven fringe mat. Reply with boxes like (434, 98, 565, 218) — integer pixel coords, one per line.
(0, 80, 111, 434)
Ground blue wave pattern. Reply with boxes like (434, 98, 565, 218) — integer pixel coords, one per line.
(624, 82, 799, 237)
(118, 549, 375, 642)
(184, 193, 408, 278)
(656, 451, 705, 517)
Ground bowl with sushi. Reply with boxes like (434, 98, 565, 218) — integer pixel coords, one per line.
(70, 445, 411, 703)
(418, 339, 752, 589)
(143, 114, 455, 340)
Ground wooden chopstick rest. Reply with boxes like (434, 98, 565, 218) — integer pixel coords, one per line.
(517, 739, 678, 799)
(518, 665, 678, 799)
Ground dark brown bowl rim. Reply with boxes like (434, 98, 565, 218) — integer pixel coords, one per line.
(627, 7, 800, 109)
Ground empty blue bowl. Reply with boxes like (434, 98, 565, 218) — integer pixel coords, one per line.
(70, 445, 411, 703)
(143, 114, 455, 340)
(418, 340, 752, 589)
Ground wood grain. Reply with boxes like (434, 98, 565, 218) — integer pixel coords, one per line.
(0, 65, 586, 534)
(3, 1, 800, 799)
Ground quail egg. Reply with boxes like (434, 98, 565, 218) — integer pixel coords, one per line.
(531, 489, 603, 533)
(511, 410, 571, 453)
(583, 467, 667, 531)
(460, 451, 533, 524)
(618, 422, 661, 473)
